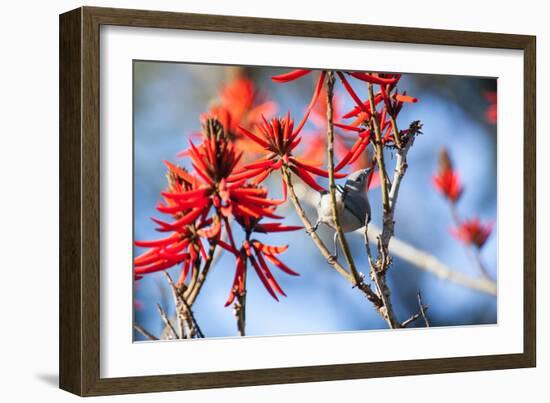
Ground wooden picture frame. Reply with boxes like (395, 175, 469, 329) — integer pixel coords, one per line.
(59, 6, 536, 396)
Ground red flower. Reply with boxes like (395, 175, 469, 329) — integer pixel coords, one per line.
(230, 184, 300, 232)
(203, 76, 276, 156)
(432, 149, 463, 203)
(337, 71, 418, 148)
(303, 88, 374, 172)
(451, 218, 493, 248)
(484, 91, 497, 124)
(238, 114, 346, 193)
(271, 69, 326, 136)
(134, 164, 216, 286)
(433, 170, 462, 203)
(134, 119, 287, 285)
(221, 239, 299, 307)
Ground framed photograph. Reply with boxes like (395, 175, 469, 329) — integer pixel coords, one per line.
(59, 6, 536, 396)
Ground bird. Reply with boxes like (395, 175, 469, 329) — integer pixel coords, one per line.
(309, 168, 372, 261)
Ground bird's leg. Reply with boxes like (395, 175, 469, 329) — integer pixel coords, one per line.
(306, 220, 320, 235)
(327, 232, 339, 264)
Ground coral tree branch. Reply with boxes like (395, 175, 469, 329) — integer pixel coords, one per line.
(325, 72, 362, 286)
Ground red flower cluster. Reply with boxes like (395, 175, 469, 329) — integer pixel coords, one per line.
(220, 239, 300, 306)
(451, 218, 493, 248)
(266, 69, 419, 194)
(136, 68, 422, 309)
(237, 114, 346, 193)
(304, 88, 374, 173)
(432, 149, 463, 203)
(134, 118, 301, 304)
(335, 72, 418, 149)
(134, 162, 215, 285)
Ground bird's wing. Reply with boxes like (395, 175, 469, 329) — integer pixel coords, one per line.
(343, 194, 370, 225)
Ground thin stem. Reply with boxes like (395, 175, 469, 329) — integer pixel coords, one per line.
(185, 238, 218, 305)
(282, 168, 353, 281)
(366, 82, 402, 329)
(370, 264, 399, 328)
(417, 292, 430, 327)
(325, 71, 362, 286)
(224, 218, 247, 337)
(164, 272, 204, 338)
(179, 291, 205, 338)
(236, 262, 247, 337)
(389, 114, 403, 149)
(164, 272, 186, 338)
(364, 223, 497, 295)
(367, 82, 391, 215)
(236, 232, 250, 337)
(133, 323, 159, 341)
(449, 205, 492, 280)
(156, 303, 178, 339)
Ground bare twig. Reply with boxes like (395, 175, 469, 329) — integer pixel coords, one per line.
(362, 224, 497, 295)
(164, 272, 187, 338)
(235, 294, 246, 337)
(401, 313, 422, 327)
(389, 114, 403, 149)
(417, 292, 430, 327)
(235, 252, 248, 337)
(400, 292, 430, 327)
(185, 239, 218, 305)
(326, 72, 362, 286)
(366, 81, 401, 329)
(133, 323, 159, 341)
(164, 272, 204, 338)
(156, 303, 179, 339)
(368, 82, 391, 216)
(179, 292, 205, 338)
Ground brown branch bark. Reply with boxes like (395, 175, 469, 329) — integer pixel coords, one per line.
(156, 303, 178, 339)
(133, 323, 159, 341)
(184, 239, 218, 305)
(366, 82, 401, 329)
(325, 72, 362, 285)
(235, 252, 248, 337)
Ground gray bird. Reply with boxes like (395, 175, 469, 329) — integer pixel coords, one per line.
(309, 168, 372, 260)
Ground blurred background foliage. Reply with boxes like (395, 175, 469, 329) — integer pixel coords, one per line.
(133, 61, 497, 340)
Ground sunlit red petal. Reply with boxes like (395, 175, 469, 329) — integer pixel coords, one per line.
(290, 165, 326, 192)
(293, 71, 326, 136)
(348, 72, 400, 85)
(263, 253, 300, 276)
(272, 69, 312, 83)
